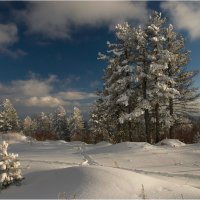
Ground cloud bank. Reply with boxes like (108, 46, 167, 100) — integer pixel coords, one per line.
(0, 23, 26, 58)
(0, 74, 97, 116)
(15, 2, 148, 39)
(161, 2, 200, 40)
(0, 24, 18, 45)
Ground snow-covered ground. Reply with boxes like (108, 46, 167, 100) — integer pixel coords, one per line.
(1, 136, 200, 199)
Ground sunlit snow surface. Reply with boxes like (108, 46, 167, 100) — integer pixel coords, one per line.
(1, 136, 200, 199)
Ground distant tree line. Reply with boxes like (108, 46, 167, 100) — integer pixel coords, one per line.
(0, 99, 91, 143)
(0, 98, 200, 144)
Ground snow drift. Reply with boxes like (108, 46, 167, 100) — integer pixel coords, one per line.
(0, 139, 200, 199)
(86, 141, 156, 154)
(1, 165, 200, 199)
(157, 139, 185, 147)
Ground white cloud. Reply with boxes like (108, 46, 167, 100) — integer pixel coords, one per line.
(0, 74, 96, 114)
(0, 24, 18, 46)
(161, 2, 200, 40)
(58, 91, 96, 100)
(16, 75, 57, 96)
(0, 23, 27, 58)
(15, 80, 51, 96)
(20, 96, 66, 108)
(0, 74, 57, 97)
(15, 2, 148, 39)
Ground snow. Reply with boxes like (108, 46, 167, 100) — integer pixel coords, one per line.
(157, 139, 186, 147)
(0, 132, 27, 144)
(117, 94, 129, 106)
(96, 141, 112, 146)
(0, 137, 200, 199)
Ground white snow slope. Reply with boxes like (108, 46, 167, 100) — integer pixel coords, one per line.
(1, 137, 200, 199)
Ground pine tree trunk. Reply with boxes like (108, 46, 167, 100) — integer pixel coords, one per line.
(127, 105, 132, 141)
(125, 49, 132, 142)
(155, 103, 160, 143)
(168, 45, 175, 139)
(169, 97, 174, 138)
(144, 110, 150, 143)
(128, 121, 132, 141)
(143, 77, 151, 143)
(154, 74, 160, 143)
(168, 63, 174, 139)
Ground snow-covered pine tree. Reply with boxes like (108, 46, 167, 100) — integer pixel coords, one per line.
(98, 11, 199, 143)
(98, 21, 158, 143)
(143, 12, 178, 142)
(127, 24, 152, 143)
(163, 22, 200, 138)
(125, 12, 199, 142)
(0, 99, 19, 133)
(0, 112, 4, 132)
(89, 91, 114, 143)
(33, 112, 54, 140)
(122, 12, 171, 142)
(38, 112, 51, 132)
(52, 106, 69, 140)
(69, 107, 85, 141)
(23, 115, 37, 142)
(97, 23, 141, 143)
(23, 116, 34, 135)
(0, 141, 23, 189)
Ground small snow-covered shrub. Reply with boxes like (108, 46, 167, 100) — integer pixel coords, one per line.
(0, 141, 23, 189)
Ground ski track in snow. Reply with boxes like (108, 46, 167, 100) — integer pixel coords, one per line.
(76, 144, 200, 192)
(78, 143, 200, 186)
(20, 142, 200, 187)
(79, 144, 99, 166)
(134, 168, 200, 180)
(20, 143, 100, 168)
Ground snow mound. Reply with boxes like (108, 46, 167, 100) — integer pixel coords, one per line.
(55, 140, 69, 144)
(87, 142, 156, 154)
(70, 141, 87, 145)
(42, 140, 68, 144)
(113, 142, 156, 151)
(0, 132, 27, 144)
(157, 139, 185, 147)
(1, 165, 200, 199)
(96, 141, 111, 146)
(85, 141, 112, 152)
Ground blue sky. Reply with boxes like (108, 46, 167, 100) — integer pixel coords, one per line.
(0, 1, 200, 118)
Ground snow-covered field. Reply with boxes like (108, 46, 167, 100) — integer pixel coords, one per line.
(1, 136, 200, 199)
